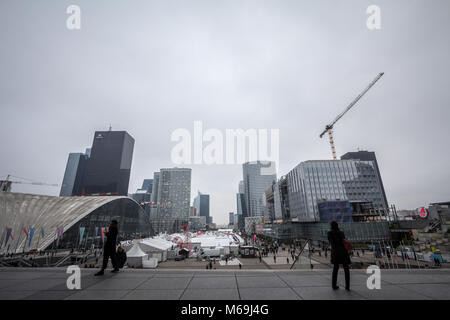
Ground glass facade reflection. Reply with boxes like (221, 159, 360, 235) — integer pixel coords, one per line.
(243, 161, 277, 217)
(287, 160, 386, 222)
(53, 197, 152, 250)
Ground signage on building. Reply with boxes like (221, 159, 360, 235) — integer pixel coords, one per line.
(417, 207, 428, 218)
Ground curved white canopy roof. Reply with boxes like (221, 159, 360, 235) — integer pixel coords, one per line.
(0, 192, 137, 252)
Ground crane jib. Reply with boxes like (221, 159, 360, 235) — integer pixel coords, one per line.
(319, 72, 384, 138)
(319, 72, 384, 159)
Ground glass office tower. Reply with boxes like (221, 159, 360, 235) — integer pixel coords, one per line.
(60, 152, 89, 196)
(243, 161, 277, 217)
(193, 191, 211, 224)
(150, 168, 191, 233)
(341, 150, 388, 209)
(80, 131, 135, 196)
(287, 160, 386, 222)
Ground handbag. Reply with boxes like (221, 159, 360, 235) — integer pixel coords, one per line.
(343, 239, 353, 252)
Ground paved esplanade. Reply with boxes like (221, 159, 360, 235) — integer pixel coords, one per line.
(0, 268, 449, 300)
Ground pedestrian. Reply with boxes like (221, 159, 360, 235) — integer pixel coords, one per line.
(273, 255, 276, 263)
(239, 263, 242, 269)
(328, 221, 351, 291)
(95, 220, 119, 275)
(287, 257, 289, 264)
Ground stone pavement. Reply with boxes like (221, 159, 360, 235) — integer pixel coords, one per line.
(0, 267, 448, 300)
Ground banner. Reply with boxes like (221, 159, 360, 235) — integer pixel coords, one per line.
(56, 227, 64, 246)
(79, 227, 85, 245)
(95, 227, 99, 237)
(28, 227, 35, 247)
(23, 227, 29, 237)
(5, 228, 13, 245)
(41, 227, 45, 238)
(101, 227, 105, 243)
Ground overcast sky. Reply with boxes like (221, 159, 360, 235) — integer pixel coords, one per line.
(1, 0, 449, 224)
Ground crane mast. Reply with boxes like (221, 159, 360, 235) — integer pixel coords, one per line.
(320, 72, 384, 160)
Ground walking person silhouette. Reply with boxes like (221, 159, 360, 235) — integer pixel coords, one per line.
(327, 221, 351, 291)
(95, 220, 119, 275)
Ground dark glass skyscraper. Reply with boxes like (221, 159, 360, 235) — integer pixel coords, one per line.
(60, 152, 89, 196)
(79, 131, 135, 196)
(194, 191, 211, 224)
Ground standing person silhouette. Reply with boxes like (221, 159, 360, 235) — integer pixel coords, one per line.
(328, 221, 351, 291)
(95, 220, 119, 275)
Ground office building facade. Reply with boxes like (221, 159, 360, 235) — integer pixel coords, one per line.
(242, 161, 277, 217)
(150, 168, 191, 234)
(229, 212, 235, 226)
(193, 191, 211, 224)
(60, 152, 89, 196)
(287, 160, 386, 222)
(80, 131, 135, 196)
(341, 150, 388, 209)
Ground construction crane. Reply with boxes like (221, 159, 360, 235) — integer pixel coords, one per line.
(319, 72, 384, 160)
(1, 174, 58, 192)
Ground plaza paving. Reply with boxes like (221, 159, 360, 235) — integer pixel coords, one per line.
(0, 267, 448, 300)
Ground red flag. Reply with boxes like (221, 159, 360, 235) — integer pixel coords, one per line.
(23, 227, 29, 237)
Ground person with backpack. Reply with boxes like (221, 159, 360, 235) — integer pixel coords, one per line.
(328, 221, 351, 291)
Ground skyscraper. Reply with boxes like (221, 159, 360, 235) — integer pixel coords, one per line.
(193, 191, 211, 224)
(80, 131, 135, 196)
(150, 168, 191, 234)
(341, 150, 388, 209)
(60, 152, 89, 196)
(141, 179, 153, 193)
(242, 161, 277, 217)
(236, 180, 247, 231)
(229, 212, 235, 226)
(151, 172, 160, 203)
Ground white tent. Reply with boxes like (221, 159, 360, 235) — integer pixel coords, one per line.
(139, 238, 173, 262)
(126, 243, 148, 268)
(142, 256, 158, 268)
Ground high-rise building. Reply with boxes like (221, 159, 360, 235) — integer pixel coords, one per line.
(193, 191, 211, 224)
(229, 212, 235, 226)
(141, 179, 153, 193)
(79, 131, 135, 196)
(286, 160, 387, 222)
(131, 178, 153, 203)
(242, 161, 277, 217)
(236, 180, 247, 231)
(236, 193, 247, 231)
(238, 180, 245, 194)
(151, 172, 160, 203)
(341, 151, 388, 209)
(150, 168, 191, 234)
(60, 152, 89, 196)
